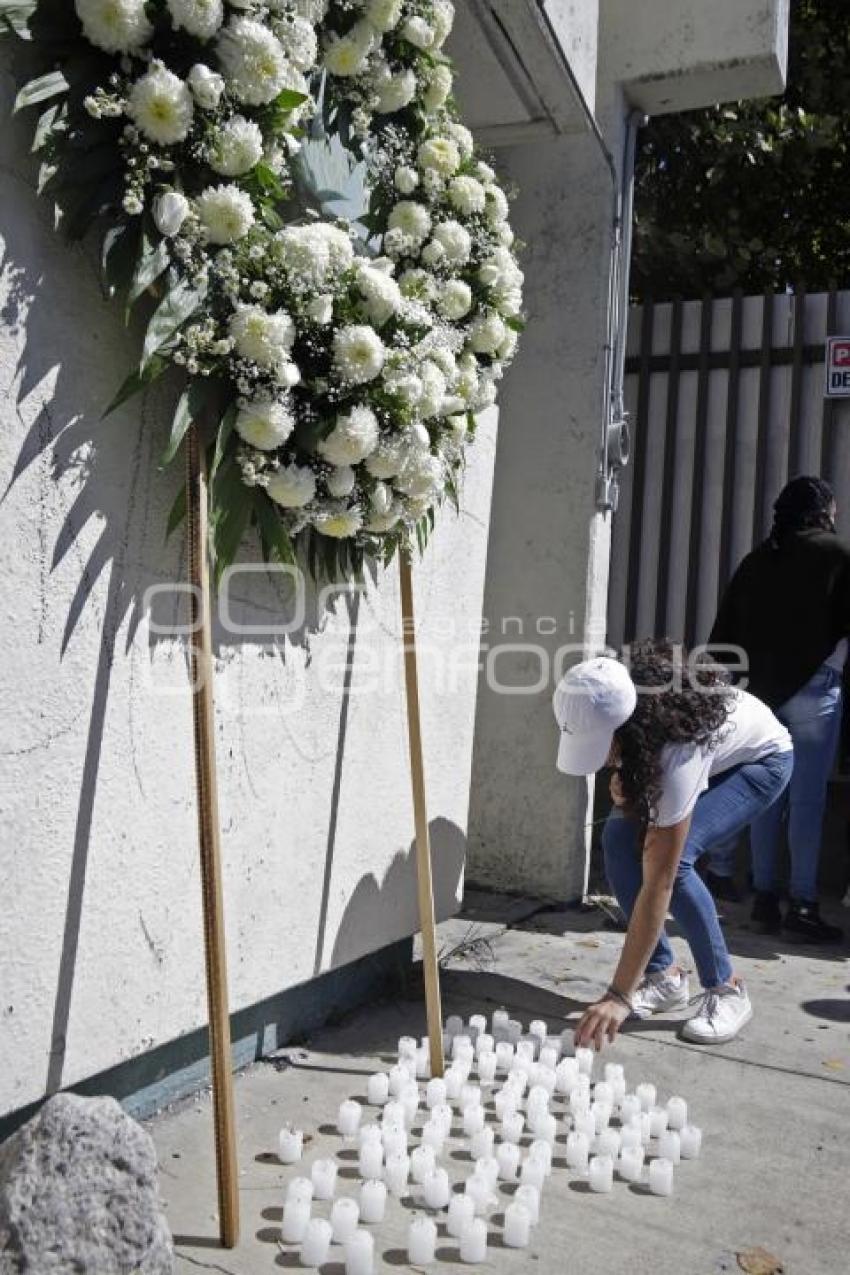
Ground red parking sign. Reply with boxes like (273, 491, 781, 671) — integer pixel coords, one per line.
(825, 337, 850, 396)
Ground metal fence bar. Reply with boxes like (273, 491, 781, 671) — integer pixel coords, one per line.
(751, 290, 775, 545)
(718, 289, 743, 595)
(624, 298, 654, 642)
(822, 284, 838, 486)
(684, 295, 714, 645)
(654, 297, 683, 637)
(788, 283, 808, 475)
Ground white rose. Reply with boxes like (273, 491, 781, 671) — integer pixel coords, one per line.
(437, 279, 472, 321)
(267, 463, 317, 508)
(75, 0, 152, 54)
(355, 264, 402, 327)
(365, 436, 407, 479)
(431, 0, 455, 48)
(318, 405, 380, 466)
(394, 166, 419, 195)
(396, 451, 444, 498)
(127, 64, 194, 146)
(195, 184, 255, 244)
(187, 63, 225, 109)
(423, 63, 452, 112)
(306, 294, 334, 325)
(235, 398, 295, 451)
(153, 190, 190, 237)
(469, 312, 507, 355)
(401, 15, 434, 49)
(366, 0, 403, 32)
(375, 68, 416, 114)
(370, 482, 393, 516)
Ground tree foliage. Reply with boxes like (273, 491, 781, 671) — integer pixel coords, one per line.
(631, 1, 850, 300)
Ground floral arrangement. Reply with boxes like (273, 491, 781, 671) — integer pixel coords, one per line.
(3, 0, 523, 580)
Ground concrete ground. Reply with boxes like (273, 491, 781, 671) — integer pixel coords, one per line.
(149, 888, 849, 1275)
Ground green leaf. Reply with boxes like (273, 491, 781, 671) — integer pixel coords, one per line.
(165, 483, 187, 541)
(274, 87, 309, 111)
(101, 220, 140, 301)
(31, 101, 63, 153)
(102, 356, 167, 419)
(209, 457, 252, 587)
(0, 2, 37, 37)
(142, 278, 206, 368)
(128, 235, 170, 310)
(162, 378, 222, 466)
(13, 69, 68, 113)
(253, 490, 295, 566)
(210, 402, 237, 485)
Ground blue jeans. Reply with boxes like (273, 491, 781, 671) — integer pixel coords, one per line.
(603, 751, 793, 989)
(749, 666, 843, 902)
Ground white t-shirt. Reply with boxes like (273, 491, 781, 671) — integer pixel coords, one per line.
(653, 690, 792, 828)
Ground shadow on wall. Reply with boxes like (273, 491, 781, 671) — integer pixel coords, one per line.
(0, 92, 372, 1103)
(331, 817, 467, 970)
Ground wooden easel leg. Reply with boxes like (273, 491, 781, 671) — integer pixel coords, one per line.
(399, 552, 446, 1079)
(186, 423, 240, 1249)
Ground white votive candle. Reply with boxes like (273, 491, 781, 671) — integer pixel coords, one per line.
(495, 1042, 515, 1073)
(311, 1158, 338, 1201)
(604, 1062, 624, 1085)
(410, 1145, 437, 1185)
(636, 1082, 657, 1112)
(494, 1091, 518, 1122)
(593, 1081, 613, 1106)
(574, 1110, 596, 1142)
(422, 1121, 445, 1154)
(540, 1045, 560, 1071)
(278, 1126, 303, 1165)
(649, 1157, 674, 1196)
(286, 1177, 314, 1205)
(452, 1034, 474, 1062)
(515, 1184, 540, 1225)
(344, 1229, 374, 1275)
(385, 1152, 410, 1198)
(529, 1140, 553, 1176)
(566, 1131, 590, 1172)
(527, 1084, 550, 1114)
(300, 1218, 332, 1268)
(359, 1179, 387, 1225)
(492, 1008, 510, 1035)
(516, 1039, 536, 1065)
(463, 1105, 486, 1137)
(680, 1124, 703, 1160)
(555, 1061, 579, 1096)
(447, 1192, 476, 1238)
(470, 1127, 495, 1161)
(331, 1198, 360, 1244)
(520, 1157, 547, 1192)
(649, 1107, 669, 1139)
(611, 1076, 627, 1105)
(478, 1053, 498, 1085)
(399, 1035, 418, 1060)
(461, 1084, 482, 1110)
(588, 1154, 614, 1193)
(475, 1156, 499, 1189)
(408, 1216, 437, 1266)
(367, 1072, 390, 1107)
(618, 1146, 644, 1182)
(281, 1198, 311, 1244)
(423, 1167, 451, 1210)
(575, 1047, 594, 1076)
(501, 1112, 525, 1144)
(383, 1126, 408, 1159)
(620, 1094, 641, 1124)
(426, 1078, 447, 1109)
(620, 1123, 642, 1153)
(476, 1032, 495, 1059)
(497, 1142, 521, 1182)
(531, 1113, 557, 1145)
(445, 1014, 464, 1036)
(401, 1082, 420, 1127)
(468, 1013, 486, 1039)
(596, 1128, 621, 1159)
(504, 1201, 532, 1248)
(358, 1141, 384, 1181)
(445, 1069, 464, 1101)
(666, 1096, 688, 1131)
(358, 1123, 382, 1148)
(416, 1048, 430, 1080)
(570, 1089, 590, 1117)
(529, 1019, 548, 1044)
(592, 1101, 613, 1134)
(389, 1065, 410, 1097)
(460, 1218, 488, 1263)
(464, 1174, 493, 1216)
(639, 1113, 653, 1146)
(507, 1020, 523, 1044)
(431, 1104, 453, 1138)
(658, 1130, 681, 1164)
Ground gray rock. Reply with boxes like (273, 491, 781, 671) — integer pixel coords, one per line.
(0, 1093, 174, 1274)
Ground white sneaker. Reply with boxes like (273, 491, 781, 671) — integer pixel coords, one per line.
(680, 981, 753, 1044)
(630, 968, 690, 1019)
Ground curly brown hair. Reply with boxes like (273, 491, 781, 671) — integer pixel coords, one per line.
(613, 639, 733, 823)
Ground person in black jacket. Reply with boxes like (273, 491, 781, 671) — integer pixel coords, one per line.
(709, 476, 848, 943)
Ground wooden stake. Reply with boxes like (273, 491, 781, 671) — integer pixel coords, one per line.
(398, 552, 445, 1079)
(186, 423, 240, 1249)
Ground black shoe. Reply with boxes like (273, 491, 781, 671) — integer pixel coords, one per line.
(783, 901, 844, 945)
(704, 870, 744, 904)
(751, 891, 781, 934)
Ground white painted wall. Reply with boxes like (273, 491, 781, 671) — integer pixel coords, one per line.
(0, 56, 497, 1119)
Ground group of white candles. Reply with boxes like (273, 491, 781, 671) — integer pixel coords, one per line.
(275, 1009, 704, 1270)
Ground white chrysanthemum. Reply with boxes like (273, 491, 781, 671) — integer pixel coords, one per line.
(333, 325, 386, 384)
(444, 120, 474, 160)
(454, 351, 480, 401)
(166, 0, 223, 39)
(218, 18, 299, 106)
(384, 369, 423, 406)
(446, 413, 468, 443)
(498, 327, 519, 361)
(491, 282, 523, 317)
(187, 63, 225, 109)
(355, 264, 403, 327)
(448, 175, 486, 216)
(396, 451, 444, 498)
(235, 398, 295, 451)
(209, 115, 264, 176)
(476, 160, 496, 183)
(431, 0, 455, 47)
(229, 303, 296, 365)
(375, 68, 416, 114)
(275, 15, 318, 71)
(267, 463, 317, 508)
(398, 268, 437, 302)
(326, 466, 357, 498)
(423, 63, 452, 112)
(417, 136, 461, 177)
(469, 311, 508, 355)
(401, 14, 434, 49)
(428, 345, 458, 380)
(365, 0, 403, 32)
(196, 184, 255, 243)
(306, 294, 334, 325)
(319, 406, 380, 465)
(431, 219, 472, 264)
(365, 435, 407, 479)
(418, 361, 448, 418)
(364, 507, 401, 533)
(387, 201, 431, 245)
(485, 184, 510, 225)
(437, 279, 472, 321)
(292, 0, 327, 20)
(394, 165, 419, 195)
(323, 28, 371, 77)
(312, 501, 364, 539)
(75, 0, 152, 54)
(275, 222, 354, 286)
(127, 65, 194, 146)
(153, 190, 190, 237)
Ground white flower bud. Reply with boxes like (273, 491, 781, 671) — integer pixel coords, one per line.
(153, 190, 190, 236)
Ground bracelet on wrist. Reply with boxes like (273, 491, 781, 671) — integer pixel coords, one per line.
(605, 984, 634, 1012)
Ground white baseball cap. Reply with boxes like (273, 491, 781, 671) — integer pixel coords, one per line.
(552, 656, 637, 775)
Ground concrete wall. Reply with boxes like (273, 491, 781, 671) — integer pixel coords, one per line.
(0, 55, 498, 1121)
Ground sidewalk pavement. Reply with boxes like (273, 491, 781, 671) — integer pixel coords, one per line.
(149, 888, 849, 1275)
